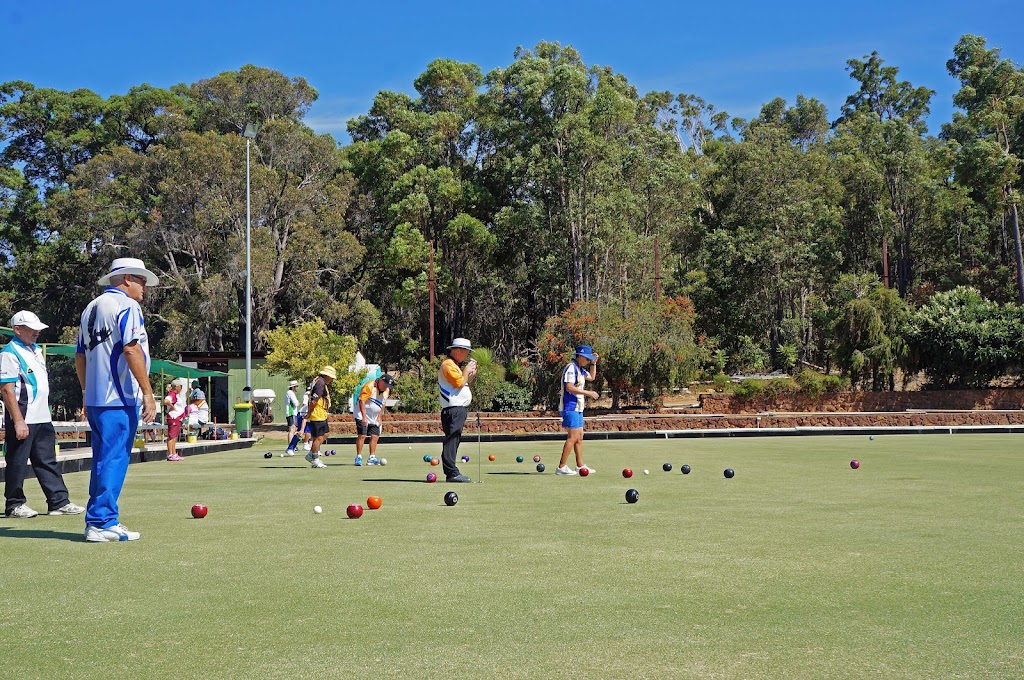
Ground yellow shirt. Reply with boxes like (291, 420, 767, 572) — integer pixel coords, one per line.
(307, 377, 331, 422)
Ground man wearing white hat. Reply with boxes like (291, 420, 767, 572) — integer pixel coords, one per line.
(437, 338, 477, 483)
(283, 379, 300, 456)
(75, 257, 159, 542)
(1, 311, 85, 518)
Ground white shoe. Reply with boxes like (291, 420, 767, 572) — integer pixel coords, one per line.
(49, 502, 85, 515)
(85, 523, 141, 542)
(555, 466, 577, 476)
(284, 449, 295, 457)
(6, 504, 38, 518)
(303, 442, 312, 451)
(577, 465, 596, 474)
(310, 457, 327, 469)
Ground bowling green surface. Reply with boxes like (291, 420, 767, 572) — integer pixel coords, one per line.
(2, 434, 1022, 679)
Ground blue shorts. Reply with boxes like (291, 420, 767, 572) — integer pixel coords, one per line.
(561, 411, 584, 429)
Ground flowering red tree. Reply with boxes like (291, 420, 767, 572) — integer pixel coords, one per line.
(537, 297, 708, 409)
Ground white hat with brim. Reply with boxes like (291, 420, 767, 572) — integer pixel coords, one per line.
(97, 257, 160, 287)
(447, 338, 473, 351)
(10, 310, 48, 331)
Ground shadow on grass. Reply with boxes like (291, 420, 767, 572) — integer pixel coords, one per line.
(0, 526, 83, 542)
(487, 472, 540, 476)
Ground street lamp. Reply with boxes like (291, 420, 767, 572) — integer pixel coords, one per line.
(243, 122, 259, 404)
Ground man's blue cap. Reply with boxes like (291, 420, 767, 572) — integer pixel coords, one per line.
(575, 345, 597, 360)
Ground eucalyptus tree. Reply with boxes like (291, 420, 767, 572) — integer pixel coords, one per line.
(944, 35, 1024, 303)
(832, 51, 937, 298)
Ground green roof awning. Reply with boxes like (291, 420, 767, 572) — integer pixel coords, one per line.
(41, 345, 227, 378)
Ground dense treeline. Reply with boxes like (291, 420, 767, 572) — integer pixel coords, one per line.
(2, 35, 1023, 408)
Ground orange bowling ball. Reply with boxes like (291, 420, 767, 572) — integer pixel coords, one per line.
(366, 495, 383, 510)
(488, 454, 496, 461)
(430, 457, 440, 466)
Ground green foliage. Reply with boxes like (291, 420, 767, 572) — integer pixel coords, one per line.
(733, 373, 848, 402)
(467, 347, 504, 412)
(261, 318, 360, 407)
(830, 280, 912, 390)
(729, 336, 769, 374)
(537, 297, 706, 409)
(394, 356, 443, 414)
(792, 369, 849, 396)
(904, 287, 1024, 387)
(490, 382, 534, 412)
(4, 38, 1024, 405)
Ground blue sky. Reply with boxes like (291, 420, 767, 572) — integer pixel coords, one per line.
(3, 1, 1022, 141)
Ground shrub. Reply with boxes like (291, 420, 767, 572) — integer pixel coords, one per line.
(733, 378, 766, 401)
(794, 369, 825, 396)
(468, 348, 504, 412)
(490, 382, 533, 412)
(905, 286, 1024, 387)
(394, 357, 442, 413)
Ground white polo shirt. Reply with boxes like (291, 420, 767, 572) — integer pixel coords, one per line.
(76, 287, 151, 408)
(0, 338, 52, 424)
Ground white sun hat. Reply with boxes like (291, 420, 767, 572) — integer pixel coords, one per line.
(10, 310, 48, 331)
(447, 338, 473, 351)
(97, 257, 160, 287)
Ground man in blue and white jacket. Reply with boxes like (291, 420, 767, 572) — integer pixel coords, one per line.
(1, 310, 84, 518)
(75, 257, 159, 542)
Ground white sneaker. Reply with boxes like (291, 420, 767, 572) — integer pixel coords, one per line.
(6, 504, 38, 518)
(310, 457, 327, 469)
(85, 523, 141, 542)
(49, 502, 85, 515)
(555, 466, 577, 475)
(577, 465, 596, 474)
(284, 449, 295, 457)
(303, 442, 312, 451)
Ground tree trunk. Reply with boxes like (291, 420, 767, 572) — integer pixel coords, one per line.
(1010, 200, 1024, 304)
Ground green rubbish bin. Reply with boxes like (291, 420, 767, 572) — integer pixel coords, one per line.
(234, 402, 253, 438)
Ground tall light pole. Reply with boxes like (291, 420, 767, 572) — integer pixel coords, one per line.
(242, 123, 259, 404)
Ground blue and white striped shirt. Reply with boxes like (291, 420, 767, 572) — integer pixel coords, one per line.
(76, 287, 151, 408)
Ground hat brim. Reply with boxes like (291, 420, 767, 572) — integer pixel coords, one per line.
(576, 352, 597, 361)
(14, 321, 48, 331)
(447, 344, 473, 351)
(97, 267, 160, 287)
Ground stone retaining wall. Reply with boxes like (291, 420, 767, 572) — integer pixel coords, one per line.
(697, 388, 1024, 414)
(321, 408, 1024, 435)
